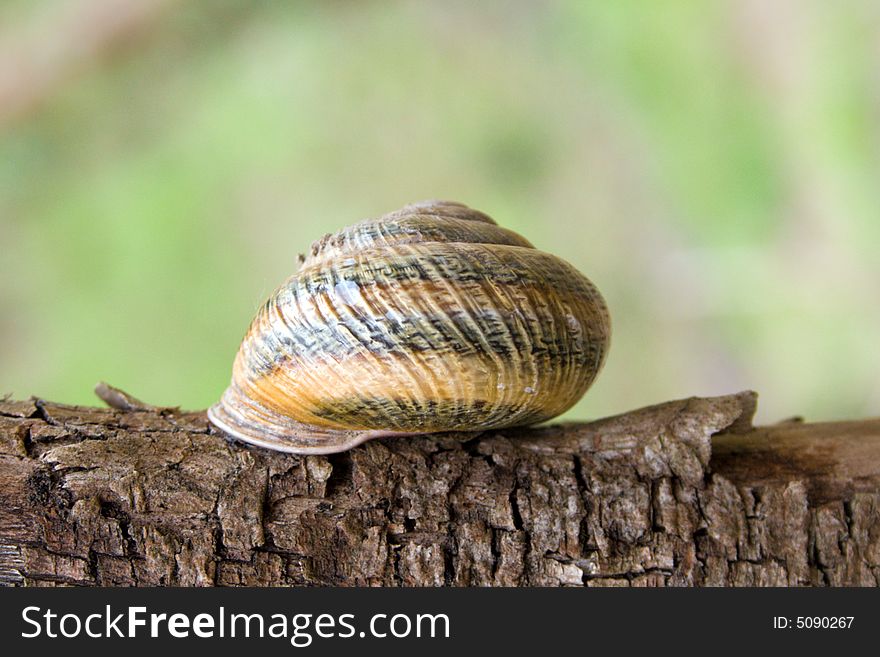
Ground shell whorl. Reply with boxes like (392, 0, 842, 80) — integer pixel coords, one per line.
(208, 200, 610, 454)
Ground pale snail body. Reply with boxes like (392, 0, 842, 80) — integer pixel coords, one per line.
(208, 200, 610, 454)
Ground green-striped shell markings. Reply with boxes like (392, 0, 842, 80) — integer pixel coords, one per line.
(208, 200, 610, 454)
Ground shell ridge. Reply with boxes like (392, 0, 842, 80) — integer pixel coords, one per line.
(351, 249, 444, 428)
(470, 242, 540, 426)
(389, 243, 469, 429)
(409, 244, 490, 429)
(421, 245, 511, 428)
(326, 256, 428, 430)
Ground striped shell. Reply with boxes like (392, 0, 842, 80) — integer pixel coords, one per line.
(208, 200, 610, 454)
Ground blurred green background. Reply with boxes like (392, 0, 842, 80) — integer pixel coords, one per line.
(1, 0, 878, 424)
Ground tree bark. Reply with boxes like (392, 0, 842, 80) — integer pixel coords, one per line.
(0, 391, 878, 586)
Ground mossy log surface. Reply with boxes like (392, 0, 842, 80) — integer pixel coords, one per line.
(1, 391, 878, 586)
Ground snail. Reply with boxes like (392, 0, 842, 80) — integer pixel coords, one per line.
(208, 200, 610, 454)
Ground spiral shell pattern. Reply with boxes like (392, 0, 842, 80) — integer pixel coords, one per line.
(208, 200, 610, 454)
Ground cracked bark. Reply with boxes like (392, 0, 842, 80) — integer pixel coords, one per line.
(0, 391, 878, 586)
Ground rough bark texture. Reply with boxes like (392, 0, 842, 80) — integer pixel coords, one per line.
(1, 391, 878, 586)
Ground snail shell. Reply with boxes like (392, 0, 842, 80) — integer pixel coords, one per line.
(208, 200, 610, 454)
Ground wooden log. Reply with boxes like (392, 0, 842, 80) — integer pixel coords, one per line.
(1, 391, 877, 586)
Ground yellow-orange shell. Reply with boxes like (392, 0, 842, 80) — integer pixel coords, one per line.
(208, 200, 610, 454)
